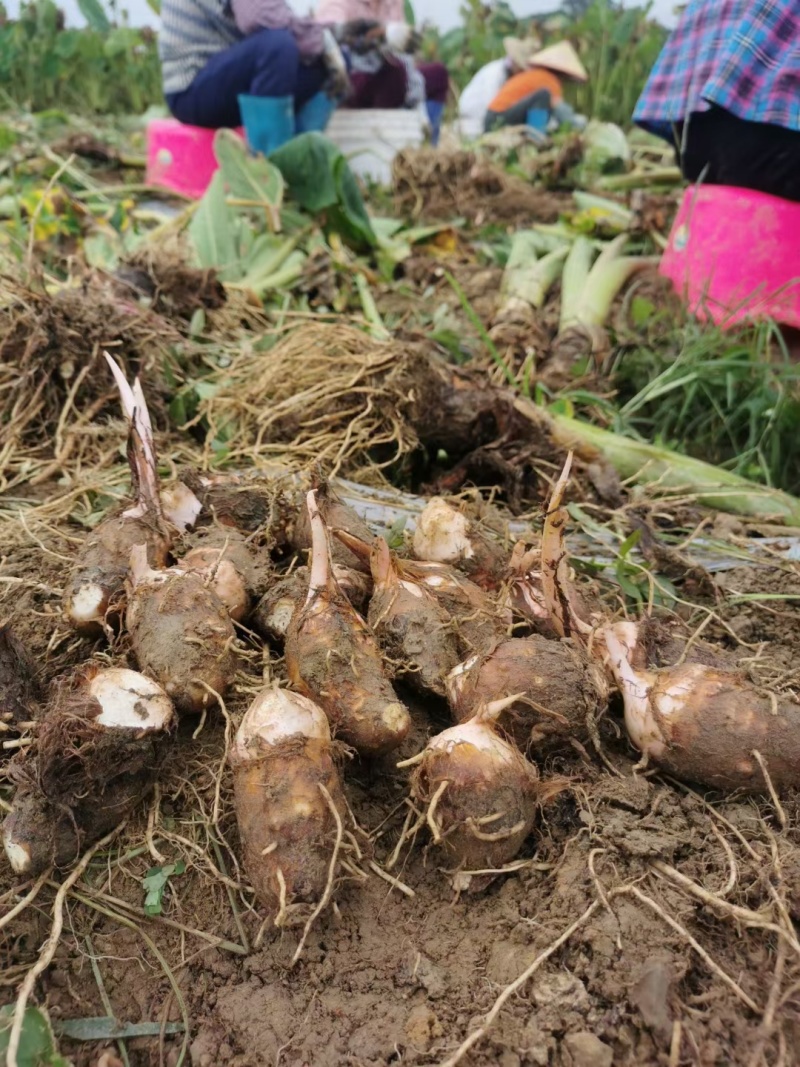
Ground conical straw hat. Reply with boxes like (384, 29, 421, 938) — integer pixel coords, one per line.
(529, 40, 588, 82)
(503, 35, 543, 70)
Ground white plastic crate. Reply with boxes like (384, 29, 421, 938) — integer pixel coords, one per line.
(325, 108, 426, 185)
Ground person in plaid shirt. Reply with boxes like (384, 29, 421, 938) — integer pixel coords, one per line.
(633, 0, 800, 201)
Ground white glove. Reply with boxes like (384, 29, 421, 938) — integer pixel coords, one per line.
(385, 21, 419, 52)
(321, 28, 350, 99)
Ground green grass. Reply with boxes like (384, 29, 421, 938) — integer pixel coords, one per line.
(609, 319, 800, 495)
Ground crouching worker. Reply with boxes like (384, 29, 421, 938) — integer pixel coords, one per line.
(458, 36, 542, 137)
(633, 0, 800, 202)
(159, 0, 357, 154)
(315, 0, 450, 144)
(484, 41, 588, 134)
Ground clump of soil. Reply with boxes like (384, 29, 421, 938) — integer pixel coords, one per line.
(114, 245, 227, 320)
(393, 147, 573, 226)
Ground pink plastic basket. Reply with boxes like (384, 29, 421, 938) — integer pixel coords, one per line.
(146, 118, 244, 199)
(659, 185, 800, 329)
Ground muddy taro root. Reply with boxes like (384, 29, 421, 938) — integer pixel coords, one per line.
(3, 666, 175, 874)
(230, 685, 348, 925)
(126, 546, 238, 714)
(447, 635, 605, 749)
(406, 697, 539, 891)
(605, 620, 800, 794)
(285, 491, 410, 757)
(337, 531, 460, 697)
(255, 564, 370, 643)
(290, 481, 374, 574)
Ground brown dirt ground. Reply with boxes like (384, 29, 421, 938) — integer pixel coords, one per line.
(1, 236, 798, 1066)
(3, 503, 800, 1067)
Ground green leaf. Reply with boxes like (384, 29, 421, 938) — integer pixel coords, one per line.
(213, 130, 284, 223)
(617, 529, 641, 560)
(0, 1005, 72, 1066)
(75, 0, 110, 33)
(142, 860, 186, 916)
(188, 172, 240, 275)
(630, 295, 655, 327)
(188, 307, 205, 338)
(52, 1017, 182, 1041)
(403, 0, 415, 25)
(270, 133, 376, 249)
(83, 230, 121, 271)
(385, 516, 407, 551)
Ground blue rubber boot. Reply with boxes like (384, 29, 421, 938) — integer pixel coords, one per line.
(296, 91, 337, 134)
(426, 100, 445, 146)
(238, 94, 295, 155)
(526, 107, 549, 133)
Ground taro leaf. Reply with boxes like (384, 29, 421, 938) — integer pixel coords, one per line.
(0, 1004, 72, 1066)
(76, 0, 110, 33)
(213, 130, 284, 229)
(269, 133, 376, 249)
(188, 172, 247, 280)
(142, 860, 186, 916)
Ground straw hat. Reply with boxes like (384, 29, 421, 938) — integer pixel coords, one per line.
(503, 35, 543, 71)
(529, 40, 588, 82)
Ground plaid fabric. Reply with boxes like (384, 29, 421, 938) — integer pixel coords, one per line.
(633, 0, 800, 141)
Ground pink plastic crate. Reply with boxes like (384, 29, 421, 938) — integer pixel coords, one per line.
(659, 185, 800, 329)
(146, 118, 244, 199)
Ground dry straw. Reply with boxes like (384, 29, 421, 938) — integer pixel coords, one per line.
(198, 322, 421, 481)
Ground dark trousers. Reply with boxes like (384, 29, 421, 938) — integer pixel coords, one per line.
(165, 28, 327, 129)
(484, 88, 552, 132)
(678, 106, 800, 203)
(347, 60, 448, 108)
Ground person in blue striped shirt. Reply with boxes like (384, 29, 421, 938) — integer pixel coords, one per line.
(159, 0, 369, 153)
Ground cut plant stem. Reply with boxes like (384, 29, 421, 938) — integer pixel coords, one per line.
(515, 399, 800, 525)
(573, 234, 658, 329)
(355, 273, 390, 340)
(559, 235, 595, 333)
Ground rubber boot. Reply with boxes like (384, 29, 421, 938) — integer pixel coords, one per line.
(237, 94, 294, 155)
(425, 100, 445, 146)
(526, 107, 549, 133)
(296, 91, 337, 134)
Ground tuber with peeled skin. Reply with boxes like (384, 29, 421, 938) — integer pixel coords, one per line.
(403, 696, 539, 891)
(3, 666, 174, 874)
(412, 497, 507, 590)
(63, 355, 179, 635)
(285, 491, 411, 757)
(230, 684, 348, 927)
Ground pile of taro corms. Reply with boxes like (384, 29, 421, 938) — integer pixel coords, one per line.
(4, 356, 800, 1065)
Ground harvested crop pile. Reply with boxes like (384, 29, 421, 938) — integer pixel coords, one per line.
(393, 146, 573, 225)
(4, 396, 800, 1067)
